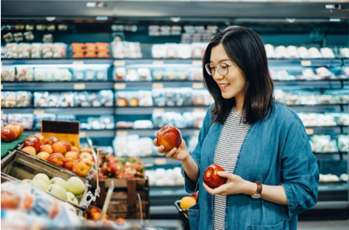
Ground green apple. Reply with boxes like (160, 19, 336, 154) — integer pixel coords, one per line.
(50, 177, 67, 190)
(30, 179, 48, 191)
(66, 177, 85, 195)
(32, 173, 50, 185)
(66, 191, 79, 205)
(47, 184, 67, 201)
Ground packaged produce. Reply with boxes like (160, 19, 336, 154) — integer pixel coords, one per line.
(1, 66, 16, 81)
(16, 66, 33, 81)
(58, 92, 75, 107)
(4, 92, 17, 107)
(16, 91, 32, 107)
(34, 91, 49, 107)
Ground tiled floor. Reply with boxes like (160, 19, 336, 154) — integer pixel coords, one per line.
(298, 220, 349, 230)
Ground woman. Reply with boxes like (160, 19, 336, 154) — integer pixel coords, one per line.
(154, 27, 319, 230)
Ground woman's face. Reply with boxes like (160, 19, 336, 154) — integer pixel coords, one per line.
(209, 43, 246, 100)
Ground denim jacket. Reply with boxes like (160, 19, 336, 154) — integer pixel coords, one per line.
(184, 102, 319, 230)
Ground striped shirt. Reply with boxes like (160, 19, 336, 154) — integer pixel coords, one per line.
(213, 109, 250, 230)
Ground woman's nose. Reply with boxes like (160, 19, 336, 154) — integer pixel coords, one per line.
(213, 71, 224, 80)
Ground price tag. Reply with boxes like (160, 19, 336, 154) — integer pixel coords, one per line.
(155, 158, 167, 165)
(74, 83, 86, 90)
(153, 60, 164, 66)
(116, 131, 128, 136)
(33, 110, 45, 115)
(301, 60, 312, 67)
(306, 129, 314, 135)
(193, 108, 205, 112)
(73, 61, 84, 65)
(80, 132, 87, 138)
(192, 61, 202, 66)
(153, 108, 165, 113)
(1, 110, 3, 115)
(152, 83, 164, 88)
(114, 61, 125, 66)
(192, 83, 204, 89)
(114, 83, 126, 89)
(194, 130, 200, 136)
(1, 85, 3, 90)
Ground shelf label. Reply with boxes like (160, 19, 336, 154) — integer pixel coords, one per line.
(301, 60, 312, 67)
(155, 158, 167, 165)
(74, 83, 86, 90)
(1, 84, 3, 90)
(80, 132, 86, 138)
(1, 111, 3, 115)
(116, 131, 128, 136)
(153, 108, 165, 113)
(33, 110, 45, 115)
(153, 60, 164, 66)
(306, 129, 314, 135)
(192, 83, 204, 89)
(193, 108, 205, 112)
(162, 190, 173, 195)
(152, 83, 164, 88)
(114, 61, 125, 66)
(194, 130, 200, 136)
(73, 61, 84, 65)
(114, 83, 126, 89)
(192, 61, 202, 66)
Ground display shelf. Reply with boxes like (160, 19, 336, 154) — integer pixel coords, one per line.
(24, 129, 115, 138)
(343, 59, 349, 66)
(273, 79, 348, 89)
(1, 107, 114, 115)
(1, 58, 113, 65)
(1, 81, 114, 91)
(314, 152, 348, 161)
(113, 81, 205, 90)
(305, 126, 347, 134)
(268, 58, 343, 67)
(115, 106, 208, 115)
(116, 128, 199, 137)
(142, 157, 181, 166)
(318, 183, 348, 192)
(286, 104, 348, 113)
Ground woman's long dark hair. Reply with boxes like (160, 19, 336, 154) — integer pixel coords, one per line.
(203, 26, 274, 124)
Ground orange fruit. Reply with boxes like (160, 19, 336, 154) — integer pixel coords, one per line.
(179, 196, 196, 210)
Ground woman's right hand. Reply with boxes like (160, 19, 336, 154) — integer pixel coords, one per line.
(153, 138, 190, 161)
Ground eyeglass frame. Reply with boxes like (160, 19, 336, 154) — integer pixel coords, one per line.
(204, 59, 233, 77)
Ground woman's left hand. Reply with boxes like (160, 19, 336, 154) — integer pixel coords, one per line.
(203, 171, 252, 196)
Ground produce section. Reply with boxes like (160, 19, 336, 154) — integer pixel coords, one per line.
(1, 1, 349, 227)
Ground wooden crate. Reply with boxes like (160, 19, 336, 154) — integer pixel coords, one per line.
(93, 178, 150, 219)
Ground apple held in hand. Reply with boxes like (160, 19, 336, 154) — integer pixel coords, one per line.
(203, 164, 227, 189)
(24, 135, 41, 152)
(156, 125, 182, 152)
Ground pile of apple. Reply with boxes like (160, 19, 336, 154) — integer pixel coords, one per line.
(97, 153, 145, 180)
(20, 135, 94, 177)
(1, 123, 24, 142)
(24, 173, 86, 205)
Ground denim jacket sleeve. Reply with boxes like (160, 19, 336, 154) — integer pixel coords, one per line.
(281, 115, 319, 220)
(183, 104, 214, 194)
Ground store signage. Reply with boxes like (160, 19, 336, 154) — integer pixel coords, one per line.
(41, 120, 80, 147)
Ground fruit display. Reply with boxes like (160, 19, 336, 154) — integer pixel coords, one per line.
(203, 164, 227, 189)
(156, 125, 182, 152)
(1, 123, 24, 142)
(71, 42, 110, 58)
(4, 42, 67, 59)
(24, 173, 85, 205)
(97, 153, 145, 180)
(20, 135, 94, 177)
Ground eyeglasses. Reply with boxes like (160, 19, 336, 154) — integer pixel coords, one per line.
(204, 61, 231, 77)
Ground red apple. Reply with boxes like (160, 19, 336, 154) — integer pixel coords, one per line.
(72, 161, 90, 177)
(37, 151, 50, 161)
(1, 127, 16, 142)
(79, 152, 93, 161)
(40, 145, 53, 154)
(6, 124, 22, 139)
(63, 158, 75, 171)
(35, 135, 46, 145)
(45, 136, 58, 145)
(23, 135, 41, 152)
(65, 151, 79, 160)
(156, 125, 182, 152)
(11, 123, 24, 137)
(60, 140, 72, 152)
(52, 142, 67, 154)
(47, 153, 64, 167)
(71, 146, 79, 153)
(203, 164, 227, 189)
(21, 146, 37, 156)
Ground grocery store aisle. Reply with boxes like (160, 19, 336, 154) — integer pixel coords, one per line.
(298, 220, 349, 230)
